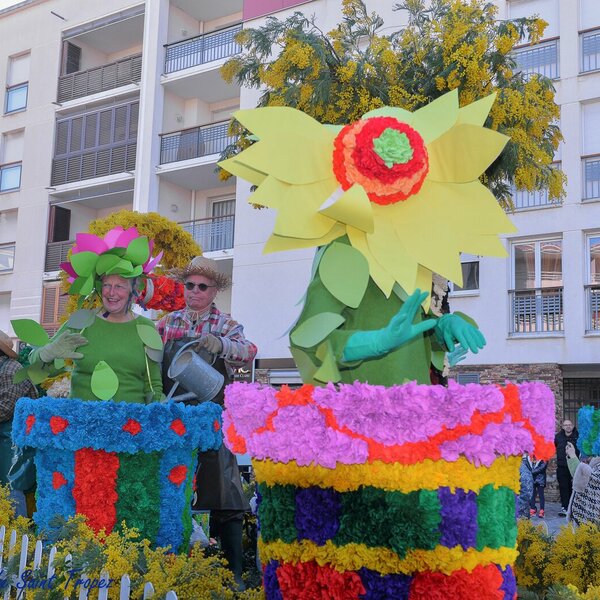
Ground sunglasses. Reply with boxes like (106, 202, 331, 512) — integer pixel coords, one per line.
(184, 282, 217, 291)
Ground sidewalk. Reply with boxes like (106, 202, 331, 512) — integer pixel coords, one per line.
(526, 501, 571, 537)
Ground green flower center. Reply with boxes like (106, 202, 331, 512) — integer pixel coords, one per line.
(373, 128, 413, 168)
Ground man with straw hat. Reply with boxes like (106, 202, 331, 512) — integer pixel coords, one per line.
(158, 256, 257, 590)
(0, 330, 37, 491)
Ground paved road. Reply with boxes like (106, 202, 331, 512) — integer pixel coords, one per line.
(526, 501, 572, 537)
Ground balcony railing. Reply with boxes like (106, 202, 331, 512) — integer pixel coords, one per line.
(164, 24, 242, 74)
(583, 155, 600, 200)
(45, 240, 75, 272)
(57, 54, 143, 103)
(159, 121, 236, 164)
(581, 29, 600, 73)
(509, 287, 564, 334)
(586, 284, 600, 332)
(179, 215, 235, 252)
(513, 39, 559, 79)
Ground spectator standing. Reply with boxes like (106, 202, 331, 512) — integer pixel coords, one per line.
(555, 419, 579, 516)
(526, 455, 548, 518)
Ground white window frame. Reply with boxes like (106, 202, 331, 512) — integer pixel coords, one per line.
(5, 82, 28, 114)
(449, 258, 480, 296)
(0, 242, 15, 273)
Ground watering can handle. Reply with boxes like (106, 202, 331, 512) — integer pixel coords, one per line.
(171, 339, 219, 366)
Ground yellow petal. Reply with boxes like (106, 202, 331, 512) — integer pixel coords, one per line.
(411, 89, 459, 143)
(234, 107, 333, 146)
(390, 182, 463, 290)
(347, 226, 395, 297)
(427, 124, 509, 183)
(366, 214, 419, 293)
(218, 157, 266, 186)
(274, 179, 339, 239)
(249, 175, 288, 209)
(457, 93, 497, 126)
(263, 224, 346, 254)
(234, 134, 333, 184)
(458, 234, 509, 257)
(319, 184, 374, 234)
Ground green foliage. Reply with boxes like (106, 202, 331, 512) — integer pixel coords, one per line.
(221, 0, 564, 208)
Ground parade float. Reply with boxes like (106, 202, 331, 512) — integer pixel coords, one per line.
(219, 90, 556, 599)
(10, 225, 221, 552)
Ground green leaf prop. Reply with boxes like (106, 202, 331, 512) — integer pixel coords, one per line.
(11, 319, 50, 347)
(66, 309, 96, 330)
(289, 346, 319, 385)
(136, 323, 163, 350)
(54, 359, 65, 370)
(145, 346, 163, 363)
(431, 349, 445, 372)
(106, 259, 134, 276)
(290, 312, 345, 348)
(69, 275, 94, 296)
(318, 242, 369, 308)
(314, 341, 341, 383)
(70, 251, 98, 277)
(27, 363, 50, 385)
(91, 360, 119, 400)
(13, 368, 31, 384)
(125, 236, 150, 266)
(95, 254, 122, 275)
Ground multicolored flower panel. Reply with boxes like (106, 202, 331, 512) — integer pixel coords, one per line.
(576, 405, 600, 456)
(12, 396, 222, 552)
(224, 381, 555, 599)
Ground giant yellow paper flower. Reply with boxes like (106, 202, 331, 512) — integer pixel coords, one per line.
(219, 89, 516, 297)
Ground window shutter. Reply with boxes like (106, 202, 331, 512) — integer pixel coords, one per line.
(62, 42, 81, 75)
(41, 283, 68, 335)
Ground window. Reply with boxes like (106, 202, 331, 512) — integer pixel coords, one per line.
(510, 239, 563, 334)
(456, 373, 480, 385)
(582, 102, 600, 199)
(0, 131, 24, 192)
(586, 234, 600, 331)
(581, 29, 600, 73)
(451, 260, 479, 293)
(512, 39, 559, 79)
(512, 162, 562, 209)
(563, 378, 600, 425)
(0, 243, 15, 272)
(4, 53, 30, 114)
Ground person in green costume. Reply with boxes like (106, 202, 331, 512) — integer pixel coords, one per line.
(29, 274, 162, 403)
(17, 227, 164, 403)
(290, 237, 484, 387)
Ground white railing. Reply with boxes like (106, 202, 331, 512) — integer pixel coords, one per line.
(0, 527, 178, 600)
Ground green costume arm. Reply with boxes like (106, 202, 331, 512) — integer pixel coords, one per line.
(567, 456, 580, 478)
(342, 290, 436, 362)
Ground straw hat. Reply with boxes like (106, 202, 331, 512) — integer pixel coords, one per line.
(170, 256, 231, 291)
(0, 330, 17, 359)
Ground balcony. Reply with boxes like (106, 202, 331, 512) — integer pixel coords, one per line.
(45, 240, 75, 272)
(513, 39, 559, 79)
(164, 24, 242, 74)
(57, 54, 142, 104)
(581, 29, 600, 73)
(512, 163, 561, 210)
(586, 284, 600, 332)
(51, 101, 138, 187)
(179, 214, 235, 252)
(509, 287, 564, 335)
(160, 121, 236, 164)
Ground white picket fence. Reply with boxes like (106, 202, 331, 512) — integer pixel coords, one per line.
(0, 527, 178, 600)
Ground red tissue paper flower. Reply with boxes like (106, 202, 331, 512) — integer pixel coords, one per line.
(332, 116, 428, 206)
(139, 274, 186, 312)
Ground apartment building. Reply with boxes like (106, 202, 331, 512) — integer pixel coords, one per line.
(0, 0, 598, 417)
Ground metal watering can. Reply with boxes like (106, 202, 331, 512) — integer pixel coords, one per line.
(164, 340, 225, 403)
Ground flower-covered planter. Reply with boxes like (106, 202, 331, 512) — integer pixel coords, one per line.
(13, 397, 222, 552)
(224, 380, 555, 600)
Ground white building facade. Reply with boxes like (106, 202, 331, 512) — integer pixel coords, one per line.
(0, 0, 598, 418)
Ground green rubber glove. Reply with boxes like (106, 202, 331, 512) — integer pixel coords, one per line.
(343, 289, 437, 362)
(435, 314, 485, 354)
(447, 344, 468, 367)
(38, 331, 88, 363)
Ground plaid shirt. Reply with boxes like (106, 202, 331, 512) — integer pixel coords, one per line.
(0, 356, 38, 422)
(157, 304, 257, 378)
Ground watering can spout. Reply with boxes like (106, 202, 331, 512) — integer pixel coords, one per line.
(164, 340, 224, 403)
